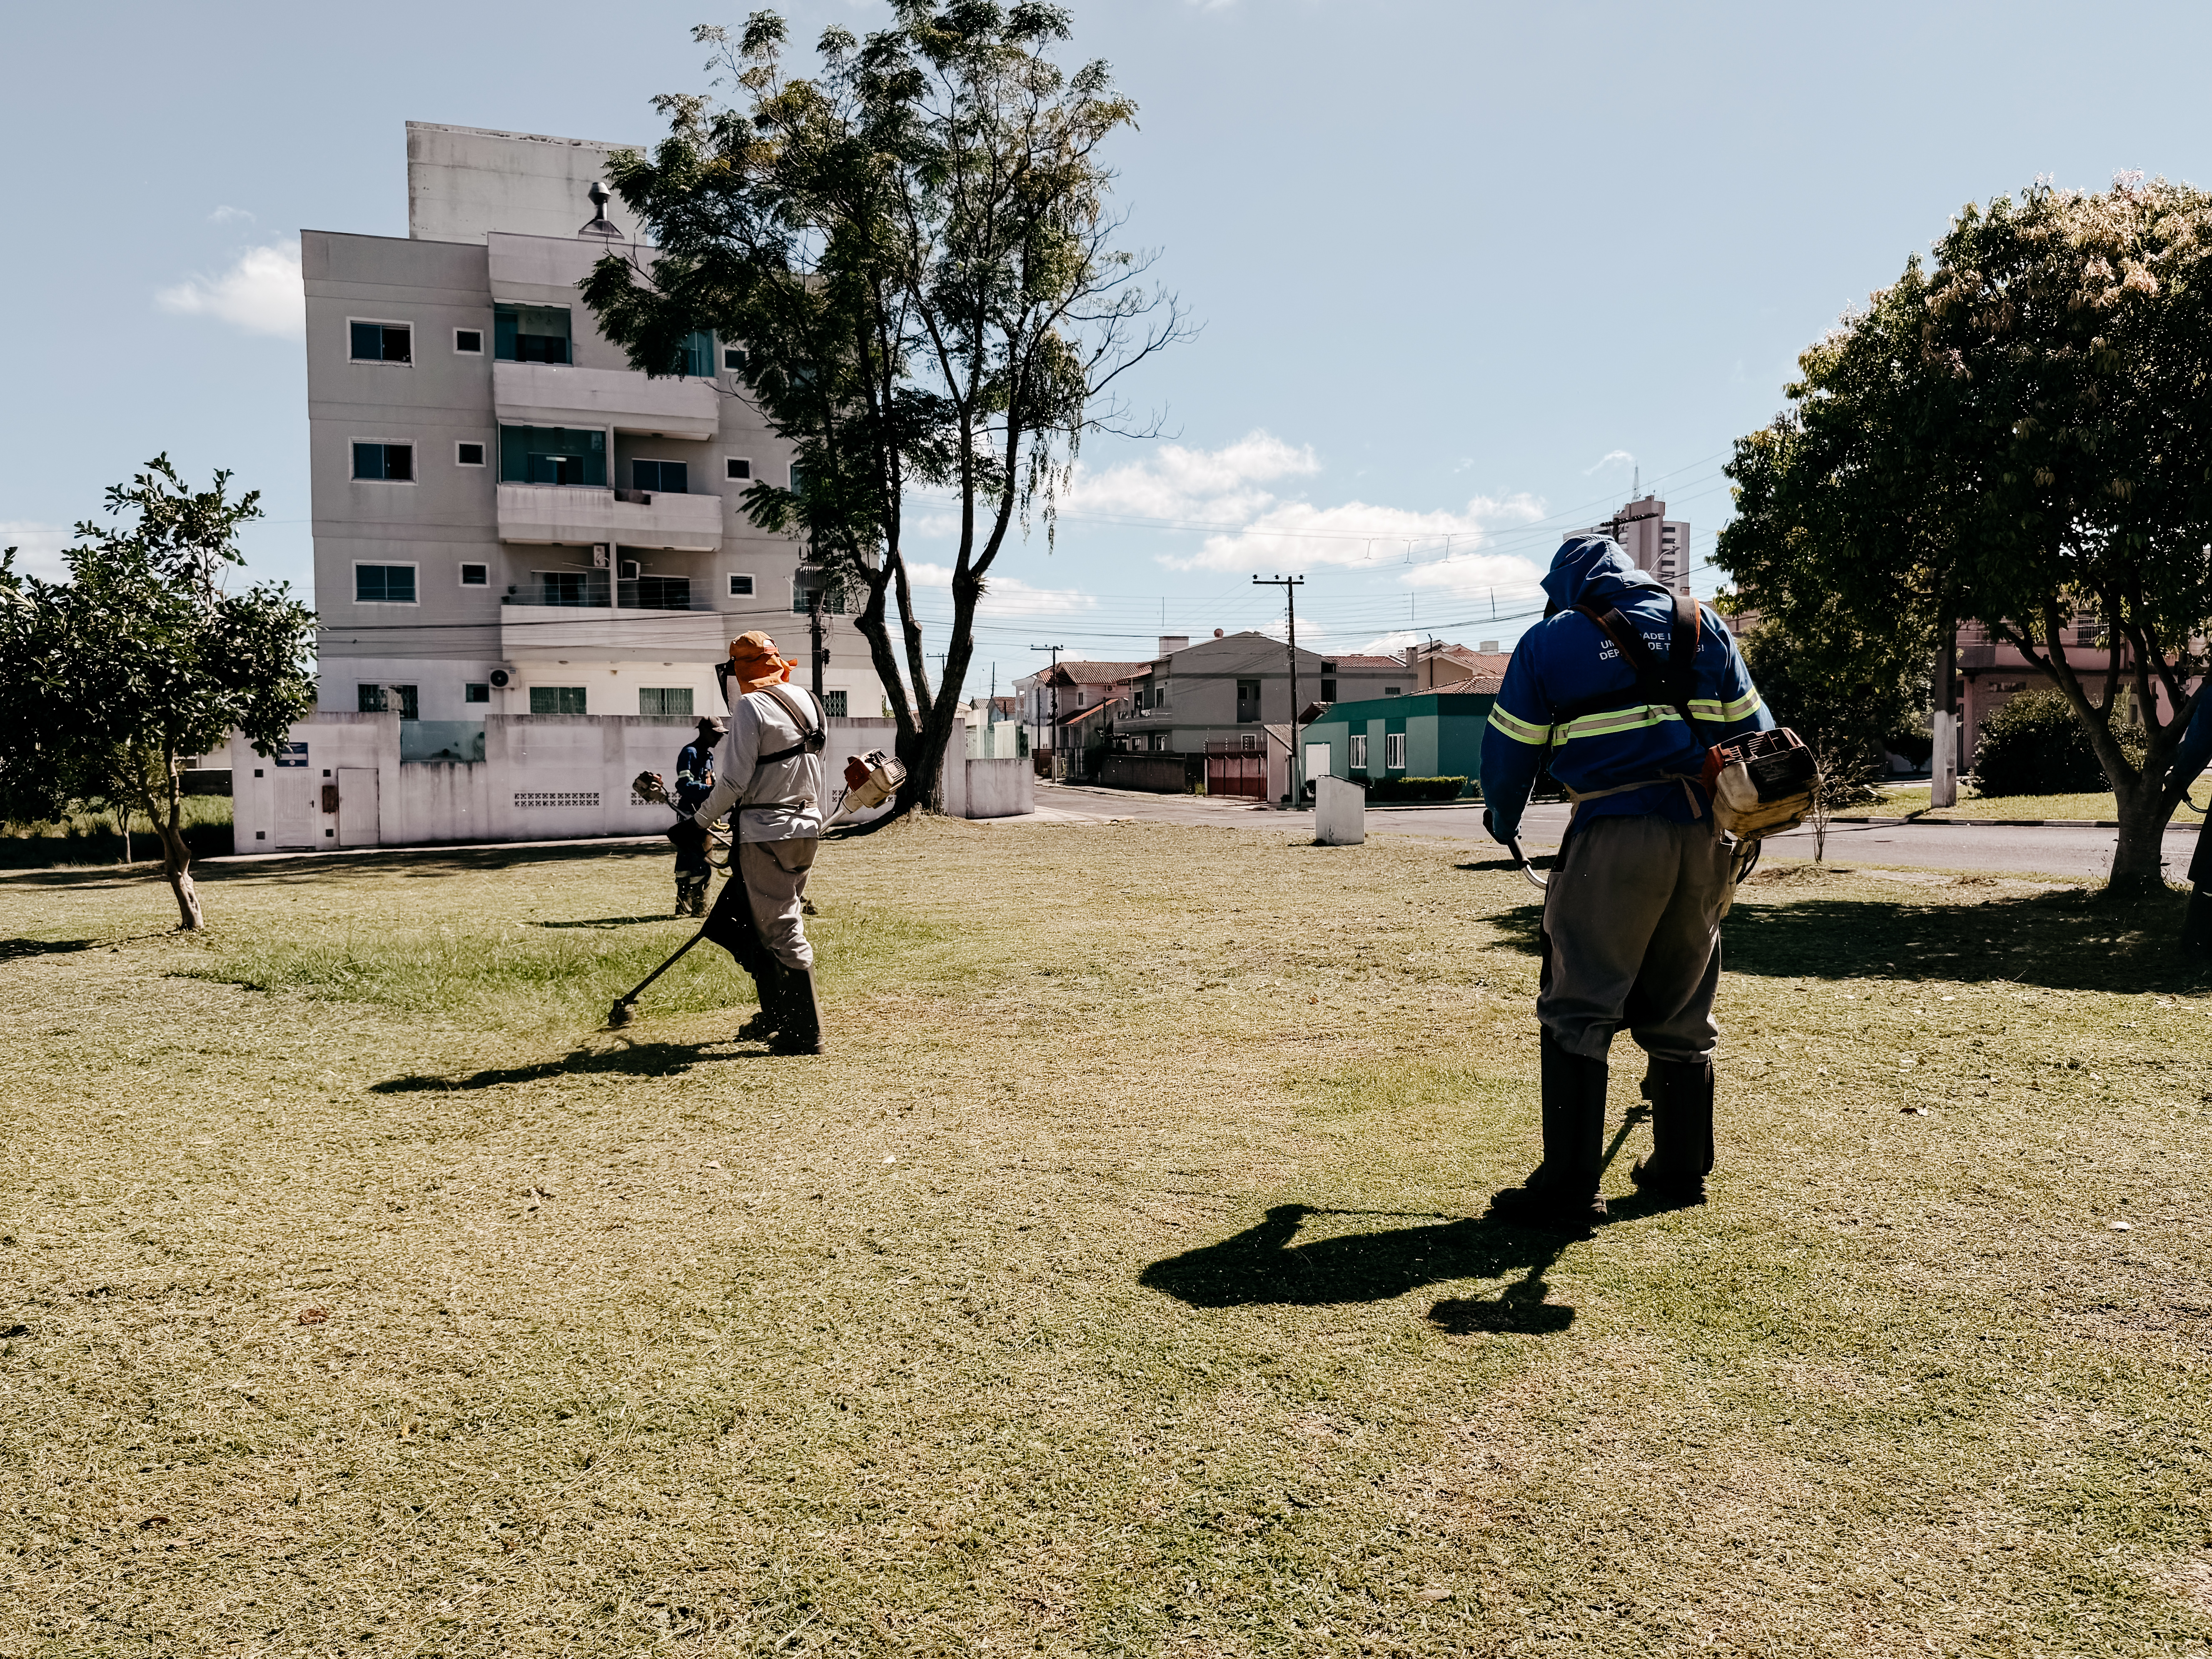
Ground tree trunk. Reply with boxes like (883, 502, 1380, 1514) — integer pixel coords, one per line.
(158, 768, 202, 930)
(2107, 774, 2172, 896)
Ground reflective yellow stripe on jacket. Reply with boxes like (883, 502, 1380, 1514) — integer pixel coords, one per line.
(1688, 689, 1763, 723)
(1486, 704, 1552, 746)
(1553, 704, 1685, 743)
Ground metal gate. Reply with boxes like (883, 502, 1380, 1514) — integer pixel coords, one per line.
(1205, 739, 1266, 800)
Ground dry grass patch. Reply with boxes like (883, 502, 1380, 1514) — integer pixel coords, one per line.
(2, 824, 2211, 1654)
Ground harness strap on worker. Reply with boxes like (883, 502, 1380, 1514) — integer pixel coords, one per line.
(753, 685, 827, 766)
(1557, 592, 1708, 823)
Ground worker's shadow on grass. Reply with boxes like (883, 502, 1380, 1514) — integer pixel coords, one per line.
(1139, 1204, 1577, 1335)
(0, 932, 168, 961)
(372, 1036, 754, 1093)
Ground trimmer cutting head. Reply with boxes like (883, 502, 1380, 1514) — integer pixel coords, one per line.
(607, 998, 636, 1029)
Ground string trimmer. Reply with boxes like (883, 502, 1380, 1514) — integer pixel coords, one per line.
(604, 749, 906, 1029)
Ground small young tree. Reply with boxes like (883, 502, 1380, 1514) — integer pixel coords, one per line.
(0, 458, 317, 928)
(580, 3, 1185, 814)
(1737, 602, 1928, 860)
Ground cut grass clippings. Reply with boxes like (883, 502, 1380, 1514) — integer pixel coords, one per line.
(3, 822, 2212, 1655)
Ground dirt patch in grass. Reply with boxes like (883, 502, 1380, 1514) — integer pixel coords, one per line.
(4, 822, 2212, 1654)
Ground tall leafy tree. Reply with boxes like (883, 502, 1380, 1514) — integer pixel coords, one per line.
(1721, 178, 2212, 890)
(0, 458, 317, 928)
(580, 2, 1184, 813)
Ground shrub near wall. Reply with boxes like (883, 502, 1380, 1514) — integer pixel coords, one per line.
(1364, 775, 1469, 803)
(0, 796, 235, 869)
(1973, 688, 2142, 796)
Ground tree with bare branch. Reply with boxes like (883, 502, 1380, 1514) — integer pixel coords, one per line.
(581, 2, 1187, 814)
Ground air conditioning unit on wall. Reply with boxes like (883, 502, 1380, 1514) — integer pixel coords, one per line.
(487, 665, 519, 689)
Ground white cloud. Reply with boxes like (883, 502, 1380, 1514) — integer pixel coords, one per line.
(1582, 449, 1635, 475)
(208, 205, 256, 225)
(1059, 429, 1319, 524)
(0, 522, 72, 581)
(906, 562, 1097, 618)
(1177, 492, 1545, 576)
(157, 243, 303, 338)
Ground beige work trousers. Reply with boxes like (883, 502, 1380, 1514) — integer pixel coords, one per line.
(1536, 814, 1732, 1064)
(738, 837, 818, 970)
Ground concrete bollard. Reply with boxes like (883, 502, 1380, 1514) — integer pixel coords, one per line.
(1314, 774, 1365, 845)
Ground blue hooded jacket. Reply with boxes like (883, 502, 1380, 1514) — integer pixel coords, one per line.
(1479, 536, 1771, 842)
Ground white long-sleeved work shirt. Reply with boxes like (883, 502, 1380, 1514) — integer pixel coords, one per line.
(693, 684, 827, 843)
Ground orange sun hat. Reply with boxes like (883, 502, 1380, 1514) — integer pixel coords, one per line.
(727, 630, 795, 688)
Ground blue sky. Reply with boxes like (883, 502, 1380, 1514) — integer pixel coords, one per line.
(6, 0, 2209, 694)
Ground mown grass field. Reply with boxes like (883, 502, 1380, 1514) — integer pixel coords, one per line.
(1862, 785, 2210, 823)
(4, 819, 2212, 1656)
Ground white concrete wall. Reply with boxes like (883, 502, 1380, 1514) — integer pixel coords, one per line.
(407, 122, 644, 244)
(964, 758, 1034, 819)
(232, 711, 1022, 849)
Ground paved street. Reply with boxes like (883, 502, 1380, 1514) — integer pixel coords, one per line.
(1018, 784, 2207, 883)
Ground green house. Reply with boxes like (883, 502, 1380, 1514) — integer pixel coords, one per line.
(1300, 691, 1496, 796)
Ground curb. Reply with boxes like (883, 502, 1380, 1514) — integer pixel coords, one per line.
(1832, 816, 2203, 831)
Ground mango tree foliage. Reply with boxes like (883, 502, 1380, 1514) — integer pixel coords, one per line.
(0, 458, 317, 928)
(580, 2, 1184, 813)
(1721, 178, 2212, 888)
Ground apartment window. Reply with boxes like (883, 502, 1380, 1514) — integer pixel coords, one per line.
(1236, 679, 1262, 723)
(789, 463, 805, 495)
(454, 328, 483, 354)
(823, 690, 848, 718)
(464, 682, 490, 704)
(530, 686, 588, 715)
(792, 576, 846, 615)
(639, 687, 695, 717)
(1349, 733, 1368, 769)
(459, 563, 488, 586)
(352, 442, 414, 482)
(357, 683, 419, 719)
(1320, 678, 1337, 703)
(499, 426, 606, 487)
(349, 321, 411, 363)
(455, 442, 485, 467)
(631, 459, 688, 494)
(1384, 686, 1402, 697)
(725, 457, 753, 481)
(1241, 732, 1259, 752)
(1384, 732, 1407, 769)
(536, 571, 606, 608)
(494, 303, 571, 364)
(728, 573, 755, 597)
(673, 330, 715, 378)
(723, 346, 748, 372)
(624, 575, 692, 611)
(354, 563, 416, 604)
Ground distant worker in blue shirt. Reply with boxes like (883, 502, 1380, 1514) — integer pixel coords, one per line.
(669, 715, 724, 917)
(2174, 691, 2212, 952)
(1478, 534, 1773, 1230)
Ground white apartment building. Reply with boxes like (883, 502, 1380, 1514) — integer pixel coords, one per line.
(305, 121, 884, 752)
(1580, 494, 1692, 595)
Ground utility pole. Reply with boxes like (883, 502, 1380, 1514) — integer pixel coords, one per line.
(808, 591, 826, 699)
(1252, 574, 1305, 807)
(1031, 643, 1064, 781)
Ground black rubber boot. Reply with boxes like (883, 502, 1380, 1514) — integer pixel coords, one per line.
(1490, 1029, 1609, 1231)
(1631, 1057, 1714, 1204)
(768, 967, 824, 1055)
(735, 960, 786, 1042)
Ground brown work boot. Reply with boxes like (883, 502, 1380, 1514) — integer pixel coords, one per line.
(1489, 1030, 1608, 1232)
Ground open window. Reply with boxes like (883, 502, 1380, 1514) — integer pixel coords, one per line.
(352, 442, 414, 481)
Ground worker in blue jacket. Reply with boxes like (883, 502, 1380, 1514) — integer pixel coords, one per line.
(668, 715, 724, 916)
(2175, 692, 2212, 951)
(1479, 534, 1773, 1230)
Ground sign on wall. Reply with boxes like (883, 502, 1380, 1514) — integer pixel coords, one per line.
(274, 743, 309, 768)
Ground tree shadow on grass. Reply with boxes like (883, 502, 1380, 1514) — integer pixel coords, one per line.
(372, 1036, 761, 1093)
(1476, 878, 2209, 995)
(0, 931, 172, 961)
